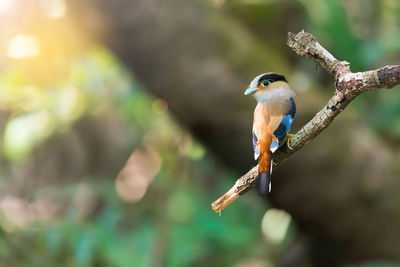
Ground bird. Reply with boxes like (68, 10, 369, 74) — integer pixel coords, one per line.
(244, 73, 296, 197)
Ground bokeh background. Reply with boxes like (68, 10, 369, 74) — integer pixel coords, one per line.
(0, 0, 400, 266)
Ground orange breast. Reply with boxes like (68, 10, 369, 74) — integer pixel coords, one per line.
(253, 104, 273, 173)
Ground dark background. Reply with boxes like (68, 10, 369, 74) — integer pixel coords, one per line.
(0, 0, 400, 266)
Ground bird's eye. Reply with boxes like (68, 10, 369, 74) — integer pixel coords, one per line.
(261, 80, 270, 87)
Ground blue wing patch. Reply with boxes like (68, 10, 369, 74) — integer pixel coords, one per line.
(270, 97, 296, 152)
(252, 130, 260, 160)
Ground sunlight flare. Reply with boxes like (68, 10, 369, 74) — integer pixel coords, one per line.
(7, 35, 40, 59)
(47, 0, 67, 19)
(0, 0, 12, 12)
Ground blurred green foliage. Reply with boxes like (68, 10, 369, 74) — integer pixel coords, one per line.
(0, 46, 285, 266)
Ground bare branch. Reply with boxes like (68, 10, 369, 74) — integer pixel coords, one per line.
(287, 31, 351, 77)
(212, 31, 400, 214)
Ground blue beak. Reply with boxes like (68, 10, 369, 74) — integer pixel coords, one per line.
(244, 87, 258, 95)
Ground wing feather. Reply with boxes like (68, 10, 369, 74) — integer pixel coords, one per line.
(270, 97, 296, 152)
(252, 129, 260, 160)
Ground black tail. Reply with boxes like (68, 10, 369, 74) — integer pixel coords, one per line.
(257, 172, 271, 197)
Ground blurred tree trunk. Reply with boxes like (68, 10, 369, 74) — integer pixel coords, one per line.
(69, 0, 400, 265)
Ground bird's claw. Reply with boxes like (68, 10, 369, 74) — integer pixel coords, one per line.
(286, 133, 294, 150)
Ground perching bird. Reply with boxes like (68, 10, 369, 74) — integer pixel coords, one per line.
(244, 73, 296, 197)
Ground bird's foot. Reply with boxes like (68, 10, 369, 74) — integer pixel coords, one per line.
(286, 133, 294, 150)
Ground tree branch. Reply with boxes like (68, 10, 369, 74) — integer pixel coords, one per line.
(212, 31, 400, 213)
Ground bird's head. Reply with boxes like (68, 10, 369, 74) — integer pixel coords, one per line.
(244, 72, 288, 99)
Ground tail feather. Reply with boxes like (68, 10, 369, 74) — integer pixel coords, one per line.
(257, 172, 271, 197)
(257, 139, 272, 197)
